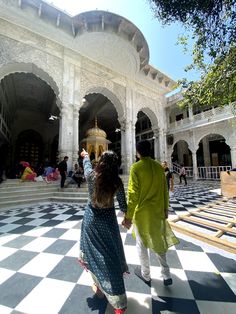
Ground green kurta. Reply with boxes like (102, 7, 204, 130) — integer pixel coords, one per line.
(127, 157, 179, 254)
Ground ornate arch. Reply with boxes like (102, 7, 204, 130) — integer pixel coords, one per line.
(136, 107, 159, 130)
(0, 62, 61, 106)
(82, 86, 125, 122)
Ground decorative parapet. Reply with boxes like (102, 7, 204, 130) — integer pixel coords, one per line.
(168, 104, 235, 134)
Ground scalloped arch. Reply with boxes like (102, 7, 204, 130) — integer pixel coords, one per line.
(0, 62, 61, 106)
(83, 86, 125, 121)
(137, 107, 159, 129)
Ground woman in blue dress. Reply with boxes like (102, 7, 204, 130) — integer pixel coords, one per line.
(79, 149, 128, 314)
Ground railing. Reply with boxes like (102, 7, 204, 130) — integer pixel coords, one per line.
(169, 103, 235, 132)
(172, 162, 193, 177)
(172, 163, 231, 180)
(198, 166, 231, 180)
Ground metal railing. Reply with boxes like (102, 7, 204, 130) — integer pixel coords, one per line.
(198, 166, 231, 180)
(172, 162, 232, 180)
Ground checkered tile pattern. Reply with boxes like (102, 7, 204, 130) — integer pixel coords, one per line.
(0, 182, 235, 314)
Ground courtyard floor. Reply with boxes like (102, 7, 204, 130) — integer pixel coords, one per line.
(0, 181, 235, 314)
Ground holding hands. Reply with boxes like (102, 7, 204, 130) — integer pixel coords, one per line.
(122, 216, 132, 229)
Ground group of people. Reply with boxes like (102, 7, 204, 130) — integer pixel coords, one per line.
(78, 141, 179, 314)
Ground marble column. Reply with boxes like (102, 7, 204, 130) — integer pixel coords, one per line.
(230, 146, 236, 168)
(159, 129, 167, 162)
(120, 119, 135, 175)
(58, 105, 68, 160)
(192, 150, 198, 180)
(153, 129, 160, 160)
(202, 137, 211, 166)
(72, 105, 79, 166)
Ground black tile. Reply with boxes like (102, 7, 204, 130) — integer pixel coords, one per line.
(15, 212, 32, 217)
(175, 239, 204, 252)
(124, 233, 136, 246)
(124, 264, 151, 294)
(44, 239, 77, 255)
(8, 225, 36, 234)
(3, 235, 36, 248)
(59, 284, 108, 314)
(47, 256, 83, 282)
(66, 215, 83, 221)
(11, 218, 35, 225)
(206, 253, 236, 273)
(0, 250, 38, 271)
(152, 296, 200, 314)
(0, 272, 42, 308)
(186, 270, 236, 302)
(41, 219, 62, 227)
(63, 209, 79, 215)
(42, 228, 68, 238)
(40, 213, 58, 219)
(0, 215, 10, 221)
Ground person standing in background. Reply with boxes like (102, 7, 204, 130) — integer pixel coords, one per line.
(58, 156, 68, 189)
(179, 164, 187, 185)
(162, 161, 174, 194)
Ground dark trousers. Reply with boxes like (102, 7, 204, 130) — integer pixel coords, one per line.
(60, 172, 66, 188)
(179, 174, 187, 185)
(72, 175, 83, 187)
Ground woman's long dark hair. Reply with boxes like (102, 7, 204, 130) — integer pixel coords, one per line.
(93, 151, 122, 208)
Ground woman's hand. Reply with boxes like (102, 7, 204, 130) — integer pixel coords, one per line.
(122, 217, 132, 229)
(80, 148, 89, 159)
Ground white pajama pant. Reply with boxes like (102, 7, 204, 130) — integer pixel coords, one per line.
(135, 227, 171, 281)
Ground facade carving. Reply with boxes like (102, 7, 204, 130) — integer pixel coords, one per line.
(0, 0, 234, 177)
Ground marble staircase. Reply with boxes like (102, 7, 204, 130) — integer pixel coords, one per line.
(0, 176, 129, 211)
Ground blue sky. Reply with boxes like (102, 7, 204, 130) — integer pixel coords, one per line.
(48, 0, 199, 82)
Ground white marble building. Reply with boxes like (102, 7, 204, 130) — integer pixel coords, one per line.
(0, 0, 235, 177)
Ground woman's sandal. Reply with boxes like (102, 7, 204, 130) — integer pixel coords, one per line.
(92, 283, 105, 298)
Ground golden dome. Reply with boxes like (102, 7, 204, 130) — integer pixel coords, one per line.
(86, 118, 107, 139)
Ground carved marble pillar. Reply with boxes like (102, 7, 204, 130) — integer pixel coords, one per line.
(120, 118, 135, 174)
(230, 146, 236, 168)
(159, 129, 167, 162)
(202, 137, 211, 166)
(153, 129, 160, 160)
(58, 105, 69, 160)
(192, 149, 198, 180)
(72, 105, 79, 166)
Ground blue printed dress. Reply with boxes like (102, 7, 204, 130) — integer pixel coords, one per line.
(79, 156, 128, 309)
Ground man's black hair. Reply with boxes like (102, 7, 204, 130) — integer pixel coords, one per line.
(136, 140, 151, 157)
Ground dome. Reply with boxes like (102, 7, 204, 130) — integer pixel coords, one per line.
(86, 119, 107, 139)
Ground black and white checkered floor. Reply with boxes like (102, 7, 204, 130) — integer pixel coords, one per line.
(0, 182, 235, 313)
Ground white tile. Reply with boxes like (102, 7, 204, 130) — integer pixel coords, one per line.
(60, 229, 79, 240)
(26, 212, 46, 218)
(221, 273, 236, 294)
(0, 268, 15, 284)
(25, 218, 48, 226)
(53, 214, 72, 221)
(177, 250, 218, 272)
(22, 237, 57, 252)
(56, 220, 78, 229)
(0, 216, 22, 223)
(19, 252, 63, 277)
(150, 266, 194, 299)
(126, 292, 152, 314)
(196, 301, 236, 314)
(0, 246, 17, 262)
(77, 269, 94, 286)
(15, 277, 75, 314)
(0, 224, 20, 233)
(124, 245, 140, 265)
(66, 242, 80, 257)
(0, 234, 18, 245)
(24, 226, 51, 237)
(0, 304, 12, 314)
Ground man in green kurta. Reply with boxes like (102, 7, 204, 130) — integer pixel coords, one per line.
(123, 140, 179, 286)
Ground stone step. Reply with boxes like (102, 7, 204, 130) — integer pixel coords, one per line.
(0, 197, 51, 212)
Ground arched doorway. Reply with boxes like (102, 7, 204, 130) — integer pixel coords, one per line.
(0, 71, 60, 175)
(172, 140, 192, 166)
(135, 111, 154, 158)
(197, 134, 231, 167)
(79, 93, 121, 160)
